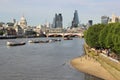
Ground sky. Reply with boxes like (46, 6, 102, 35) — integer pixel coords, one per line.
(0, 0, 120, 27)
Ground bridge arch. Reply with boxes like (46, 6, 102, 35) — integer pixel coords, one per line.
(47, 34, 63, 37)
(71, 34, 80, 37)
(47, 32, 84, 37)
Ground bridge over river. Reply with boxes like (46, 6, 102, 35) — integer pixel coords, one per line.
(46, 32, 84, 37)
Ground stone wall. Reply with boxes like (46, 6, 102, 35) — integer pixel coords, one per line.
(84, 44, 120, 80)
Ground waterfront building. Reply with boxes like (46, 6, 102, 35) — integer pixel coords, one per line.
(71, 10, 80, 28)
(0, 22, 5, 27)
(33, 25, 44, 36)
(52, 13, 63, 28)
(6, 22, 14, 28)
(14, 22, 24, 37)
(36, 24, 50, 35)
(6, 27, 16, 35)
(101, 16, 109, 24)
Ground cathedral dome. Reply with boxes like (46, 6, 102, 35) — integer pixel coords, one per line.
(19, 16, 27, 29)
(20, 16, 26, 21)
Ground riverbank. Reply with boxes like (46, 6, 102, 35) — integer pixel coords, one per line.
(70, 43, 120, 80)
(71, 55, 116, 80)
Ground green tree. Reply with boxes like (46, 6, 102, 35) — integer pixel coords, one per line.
(99, 24, 109, 48)
(112, 23, 120, 54)
(85, 24, 105, 48)
(85, 22, 120, 55)
(0, 30, 4, 35)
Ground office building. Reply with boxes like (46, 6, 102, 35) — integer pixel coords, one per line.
(52, 13, 63, 28)
(101, 16, 109, 24)
(88, 20, 93, 26)
(71, 10, 79, 28)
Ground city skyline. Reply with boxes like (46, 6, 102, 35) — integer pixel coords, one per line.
(0, 0, 120, 27)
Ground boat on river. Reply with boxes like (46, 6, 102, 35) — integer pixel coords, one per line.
(7, 41, 26, 46)
(49, 39, 61, 42)
(28, 39, 61, 44)
(28, 40, 49, 43)
(64, 37, 73, 40)
(28, 40, 40, 43)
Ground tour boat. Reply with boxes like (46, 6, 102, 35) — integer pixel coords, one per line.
(7, 41, 26, 46)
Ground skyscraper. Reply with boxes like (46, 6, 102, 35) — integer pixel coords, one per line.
(52, 13, 63, 28)
(88, 20, 93, 26)
(101, 16, 109, 24)
(71, 10, 79, 28)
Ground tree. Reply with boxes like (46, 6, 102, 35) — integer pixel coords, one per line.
(84, 23, 120, 55)
(112, 23, 120, 54)
(0, 30, 4, 35)
(99, 24, 109, 48)
(84, 24, 105, 48)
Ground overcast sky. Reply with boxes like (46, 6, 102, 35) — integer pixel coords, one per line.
(0, 0, 120, 27)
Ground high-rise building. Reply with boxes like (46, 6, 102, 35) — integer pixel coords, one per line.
(101, 16, 109, 24)
(52, 13, 63, 28)
(88, 20, 93, 26)
(71, 10, 79, 28)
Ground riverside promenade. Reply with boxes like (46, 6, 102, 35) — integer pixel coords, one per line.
(71, 44, 120, 80)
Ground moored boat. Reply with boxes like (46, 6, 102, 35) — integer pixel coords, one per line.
(28, 40, 49, 43)
(64, 37, 73, 40)
(28, 40, 40, 43)
(49, 39, 61, 42)
(7, 41, 26, 46)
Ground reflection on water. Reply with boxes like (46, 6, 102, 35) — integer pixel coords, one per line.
(0, 38, 103, 80)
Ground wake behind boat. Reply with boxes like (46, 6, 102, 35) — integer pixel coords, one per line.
(7, 41, 26, 46)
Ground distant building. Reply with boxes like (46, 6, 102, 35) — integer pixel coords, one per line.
(88, 20, 93, 26)
(108, 14, 120, 23)
(52, 13, 63, 28)
(12, 19, 16, 24)
(0, 22, 5, 27)
(6, 27, 16, 35)
(101, 16, 109, 24)
(6, 22, 14, 28)
(33, 25, 44, 36)
(48, 28, 63, 33)
(19, 16, 27, 29)
(71, 10, 79, 28)
(14, 22, 23, 36)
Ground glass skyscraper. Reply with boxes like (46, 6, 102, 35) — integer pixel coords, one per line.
(71, 10, 79, 28)
(52, 13, 63, 28)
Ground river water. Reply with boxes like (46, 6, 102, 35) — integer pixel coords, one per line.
(0, 38, 102, 80)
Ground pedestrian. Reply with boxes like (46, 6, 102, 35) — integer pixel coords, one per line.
(107, 48, 111, 56)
